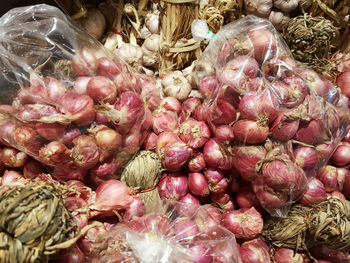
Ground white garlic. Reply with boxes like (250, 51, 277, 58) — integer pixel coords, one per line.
(114, 43, 143, 71)
(161, 71, 192, 101)
(273, 0, 299, 13)
(245, 0, 273, 18)
(190, 58, 216, 89)
(189, 89, 204, 99)
(140, 25, 152, 39)
(141, 34, 160, 67)
(145, 10, 160, 34)
(269, 10, 290, 31)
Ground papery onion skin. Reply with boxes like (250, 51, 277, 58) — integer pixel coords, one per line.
(239, 238, 271, 263)
(178, 193, 201, 217)
(13, 126, 43, 153)
(98, 57, 121, 80)
(72, 135, 100, 169)
(152, 109, 179, 134)
(1, 170, 26, 186)
(143, 132, 158, 150)
(221, 207, 263, 240)
(299, 178, 327, 205)
(180, 118, 211, 148)
(271, 111, 299, 142)
(254, 185, 288, 209)
(124, 197, 146, 221)
(180, 97, 201, 122)
(189, 244, 213, 263)
(78, 222, 106, 255)
(188, 152, 207, 173)
(215, 125, 235, 144)
(327, 191, 346, 200)
(160, 97, 182, 114)
(39, 141, 71, 165)
(210, 99, 237, 125)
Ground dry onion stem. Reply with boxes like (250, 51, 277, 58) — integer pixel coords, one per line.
(283, 14, 337, 73)
(263, 198, 350, 253)
(121, 151, 164, 210)
(0, 182, 84, 263)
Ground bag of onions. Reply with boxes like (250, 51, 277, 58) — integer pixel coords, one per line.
(88, 200, 242, 263)
(0, 4, 160, 183)
(191, 15, 350, 216)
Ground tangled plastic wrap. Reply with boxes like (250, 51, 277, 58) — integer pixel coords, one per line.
(193, 15, 350, 216)
(89, 201, 242, 263)
(0, 5, 160, 181)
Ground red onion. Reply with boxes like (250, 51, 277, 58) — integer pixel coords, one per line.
(210, 192, 234, 210)
(239, 238, 270, 263)
(317, 165, 339, 192)
(78, 221, 106, 254)
(337, 71, 350, 98)
(59, 92, 95, 125)
(72, 48, 98, 76)
(155, 132, 181, 156)
(73, 77, 91, 94)
(113, 91, 145, 134)
(140, 79, 161, 111)
(204, 167, 228, 194)
(35, 122, 65, 141)
(229, 172, 242, 193)
(1, 170, 26, 186)
(293, 146, 318, 170)
(212, 241, 242, 263)
(128, 214, 171, 236)
(91, 126, 122, 161)
(221, 207, 263, 240)
(331, 142, 350, 166)
(173, 218, 199, 243)
(90, 160, 118, 180)
(215, 125, 235, 144)
(337, 167, 348, 192)
(300, 69, 329, 98)
(160, 97, 181, 114)
(73, 213, 88, 231)
(276, 77, 308, 108)
(124, 197, 146, 221)
(55, 245, 85, 263)
(310, 245, 350, 263)
(188, 172, 210, 197)
(72, 135, 100, 169)
(122, 129, 142, 155)
(180, 97, 201, 122)
(200, 75, 218, 99)
(210, 99, 237, 125)
(188, 152, 207, 172)
(152, 109, 179, 134)
(180, 118, 211, 148)
(343, 130, 350, 143)
(238, 90, 278, 123)
(53, 167, 87, 181)
(113, 71, 142, 95)
(98, 57, 121, 80)
(143, 132, 158, 150)
(43, 77, 66, 102)
(248, 27, 277, 62)
(236, 185, 260, 209)
(66, 180, 92, 202)
(193, 104, 208, 122)
(178, 193, 201, 217)
(61, 128, 81, 148)
(189, 244, 213, 263)
(0, 147, 28, 168)
(316, 143, 335, 162)
(261, 55, 297, 79)
(219, 199, 235, 213)
(95, 112, 109, 125)
(13, 126, 43, 153)
(294, 120, 324, 145)
(231, 146, 266, 182)
(233, 120, 269, 144)
(86, 76, 117, 103)
(299, 178, 327, 205)
(65, 196, 88, 211)
(203, 138, 232, 171)
(162, 140, 192, 172)
(254, 185, 288, 209)
(158, 172, 188, 200)
(328, 191, 346, 200)
(194, 205, 223, 239)
(273, 247, 309, 263)
(247, 77, 264, 92)
(23, 159, 44, 179)
(262, 158, 306, 195)
(271, 110, 300, 142)
(92, 180, 133, 211)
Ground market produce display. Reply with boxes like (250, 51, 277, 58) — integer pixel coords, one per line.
(0, 1, 349, 263)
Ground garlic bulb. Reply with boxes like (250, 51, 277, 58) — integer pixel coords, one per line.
(269, 11, 290, 31)
(140, 25, 152, 39)
(189, 89, 203, 99)
(245, 0, 273, 18)
(141, 34, 160, 67)
(273, 0, 299, 13)
(190, 58, 216, 89)
(161, 71, 192, 101)
(114, 43, 143, 71)
(145, 10, 160, 34)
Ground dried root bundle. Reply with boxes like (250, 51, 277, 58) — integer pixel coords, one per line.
(263, 198, 350, 253)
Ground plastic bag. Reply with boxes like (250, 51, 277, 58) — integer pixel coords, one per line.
(194, 15, 350, 216)
(89, 201, 242, 263)
(0, 5, 157, 181)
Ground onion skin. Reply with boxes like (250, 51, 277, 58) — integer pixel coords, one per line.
(78, 222, 106, 255)
(35, 123, 65, 141)
(13, 126, 44, 153)
(180, 97, 201, 122)
(152, 109, 179, 134)
(204, 167, 228, 194)
(233, 120, 269, 144)
(90, 126, 122, 161)
(221, 207, 263, 240)
(331, 142, 350, 166)
(317, 165, 339, 192)
(239, 238, 271, 263)
(39, 142, 71, 165)
(23, 159, 44, 179)
(180, 118, 211, 148)
(158, 173, 189, 200)
(72, 135, 100, 169)
(299, 178, 327, 205)
(188, 172, 210, 197)
(86, 76, 117, 103)
(232, 146, 266, 182)
(328, 191, 346, 200)
(188, 152, 207, 172)
(215, 125, 235, 144)
(203, 138, 232, 171)
(1, 170, 27, 186)
(273, 247, 309, 263)
(294, 120, 324, 145)
(162, 141, 192, 172)
(178, 193, 201, 217)
(189, 244, 213, 263)
(194, 205, 225, 239)
(310, 246, 350, 263)
(337, 71, 350, 98)
(200, 75, 218, 99)
(72, 48, 98, 76)
(210, 99, 237, 125)
(173, 218, 199, 243)
(294, 146, 318, 170)
(160, 97, 181, 114)
(124, 197, 146, 221)
(254, 185, 288, 209)
(143, 132, 158, 150)
(248, 27, 277, 62)
(98, 57, 121, 80)
(237, 185, 261, 209)
(271, 111, 299, 142)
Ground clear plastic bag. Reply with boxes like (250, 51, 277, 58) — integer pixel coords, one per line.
(196, 15, 350, 216)
(89, 201, 242, 263)
(0, 5, 156, 180)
